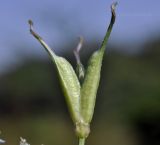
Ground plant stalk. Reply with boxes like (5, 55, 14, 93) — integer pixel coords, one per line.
(79, 138, 85, 145)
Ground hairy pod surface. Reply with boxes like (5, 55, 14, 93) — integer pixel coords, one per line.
(53, 56, 81, 123)
(80, 50, 104, 123)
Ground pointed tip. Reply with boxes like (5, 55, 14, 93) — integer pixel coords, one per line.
(28, 19, 43, 40)
(28, 19, 33, 26)
(110, 2, 117, 26)
(79, 36, 84, 44)
(99, 2, 117, 52)
(74, 36, 84, 63)
(111, 2, 118, 9)
(77, 36, 84, 53)
(111, 2, 118, 17)
(28, 19, 34, 32)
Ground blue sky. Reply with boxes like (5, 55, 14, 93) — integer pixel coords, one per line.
(0, 0, 160, 73)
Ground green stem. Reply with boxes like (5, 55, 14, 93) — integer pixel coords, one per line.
(79, 138, 85, 145)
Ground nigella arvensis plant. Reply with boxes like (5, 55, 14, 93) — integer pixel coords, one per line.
(28, 2, 117, 145)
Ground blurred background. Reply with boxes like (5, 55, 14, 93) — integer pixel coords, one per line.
(0, 0, 160, 145)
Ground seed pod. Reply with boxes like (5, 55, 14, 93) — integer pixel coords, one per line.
(54, 56, 81, 123)
(80, 50, 103, 123)
(80, 2, 117, 123)
(28, 20, 81, 123)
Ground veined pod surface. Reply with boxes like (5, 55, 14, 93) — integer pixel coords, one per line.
(53, 56, 81, 123)
(80, 49, 103, 123)
(29, 20, 81, 123)
(80, 2, 117, 123)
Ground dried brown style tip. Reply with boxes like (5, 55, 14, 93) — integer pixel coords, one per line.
(111, 2, 118, 24)
(28, 19, 42, 40)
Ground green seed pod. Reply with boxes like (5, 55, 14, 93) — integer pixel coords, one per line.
(80, 50, 103, 123)
(28, 20, 81, 123)
(80, 2, 117, 123)
(28, 2, 117, 143)
(54, 56, 81, 123)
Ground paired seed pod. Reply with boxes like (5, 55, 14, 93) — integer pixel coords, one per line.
(28, 2, 117, 139)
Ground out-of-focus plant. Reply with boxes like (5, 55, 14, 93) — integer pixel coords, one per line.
(0, 131, 5, 144)
(0, 139, 5, 144)
(28, 2, 117, 145)
(19, 137, 30, 145)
